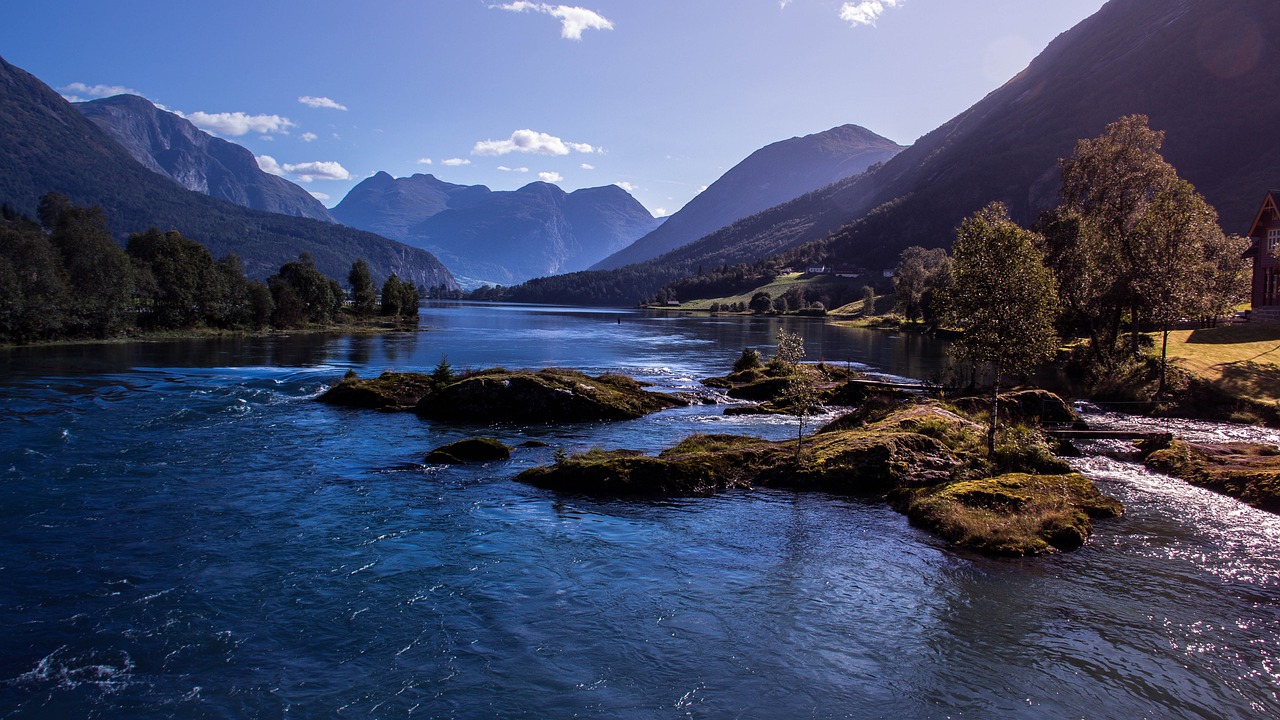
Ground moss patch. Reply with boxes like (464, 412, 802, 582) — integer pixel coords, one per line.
(1141, 439, 1280, 513)
(515, 403, 1120, 556)
(901, 473, 1123, 556)
(318, 371, 435, 410)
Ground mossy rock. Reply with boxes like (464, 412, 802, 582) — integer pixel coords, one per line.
(517, 437, 770, 496)
(951, 389, 1076, 425)
(318, 371, 435, 410)
(1142, 440, 1280, 513)
(902, 473, 1123, 556)
(415, 368, 687, 423)
(425, 437, 512, 464)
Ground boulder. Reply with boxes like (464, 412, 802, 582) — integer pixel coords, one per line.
(318, 371, 434, 410)
(425, 437, 512, 464)
(415, 368, 687, 423)
(952, 388, 1076, 424)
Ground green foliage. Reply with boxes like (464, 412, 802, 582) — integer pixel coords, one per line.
(861, 285, 876, 316)
(430, 355, 457, 388)
(732, 348, 764, 373)
(941, 202, 1059, 454)
(0, 195, 376, 343)
(348, 258, 378, 318)
(749, 291, 773, 313)
(893, 246, 953, 323)
(380, 274, 420, 318)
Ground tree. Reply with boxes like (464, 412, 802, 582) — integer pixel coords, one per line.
(893, 246, 952, 322)
(1129, 179, 1225, 394)
(1056, 114, 1180, 361)
(348, 258, 378, 318)
(430, 355, 456, 388)
(861, 285, 876, 316)
(46, 200, 133, 337)
(941, 203, 1059, 456)
(774, 328, 818, 458)
(127, 228, 218, 329)
(749, 291, 773, 314)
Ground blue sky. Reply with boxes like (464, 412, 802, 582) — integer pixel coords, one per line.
(1, 0, 1107, 216)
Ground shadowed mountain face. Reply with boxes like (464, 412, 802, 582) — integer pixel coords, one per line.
(591, 124, 904, 270)
(77, 94, 335, 223)
(505, 0, 1280, 306)
(0, 55, 455, 290)
(332, 172, 492, 243)
(334, 174, 659, 287)
(809, 0, 1280, 269)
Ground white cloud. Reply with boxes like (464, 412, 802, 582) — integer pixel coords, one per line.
(282, 160, 353, 182)
(497, 166, 530, 172)
(580, 163, 595, 170)
(183, 111, 296, 137)
(417, 157, 434, 165)
(256, 155, 285, 176)
(655, 207, 668, 217)
(308, 191, 331, 202)
(301, 132, 318, 142)
(443, 158, 472, 166)
(58, 82, 141, 102)
(839, 0, 903, 27)
(298, 95, 348, 111)
(614, 181, 636, 192)
(494, 2, 613, 40)
(473, 129, 595, 156)
(538, 171, 563, 183)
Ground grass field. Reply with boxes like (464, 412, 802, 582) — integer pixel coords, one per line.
(1161, 323, 1280, 402)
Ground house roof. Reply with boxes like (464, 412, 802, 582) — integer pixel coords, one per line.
(1246, 190, 1280, 238)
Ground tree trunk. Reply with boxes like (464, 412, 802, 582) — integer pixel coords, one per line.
(1158, 325, 1169, 397)
(987, 370, 1001, 458)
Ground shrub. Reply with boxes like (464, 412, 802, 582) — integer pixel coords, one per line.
(732, 348, 764, 373)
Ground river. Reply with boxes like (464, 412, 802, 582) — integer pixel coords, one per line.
(1, 302, 1277, 718)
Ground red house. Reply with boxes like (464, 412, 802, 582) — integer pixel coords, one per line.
(1243, 191, 1280, 321)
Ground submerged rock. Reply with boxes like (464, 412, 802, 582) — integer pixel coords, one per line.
(1140, 439, 1280, 513)
(318, 371, 435, 410)
(425, 437, 513, 464)
(415, 368, 687, 423)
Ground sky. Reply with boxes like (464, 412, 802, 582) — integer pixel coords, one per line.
(1, 0, 1109, 217)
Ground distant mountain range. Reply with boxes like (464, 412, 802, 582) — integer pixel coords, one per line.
(591, 124, 903, 270)
(77, 94, 336, 223)
(333, 173, 659, 287)
(0, 55, 456, 290)
(506, 0, 1280, 305)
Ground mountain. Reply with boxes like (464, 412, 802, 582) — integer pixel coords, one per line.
(331, 171, 492, 242)
(509, 0, 1280, 306)
(334, 174, 659, 286)
(0, 55, 456, 290)
(591, 124, 903, 270)
(789, 0, 1280, 273)
(76, 94, 335, 223)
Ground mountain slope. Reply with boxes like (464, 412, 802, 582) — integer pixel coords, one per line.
(331, 172, 492, 242)
(77, 94, 335, 223)
(810, 0, 1280, 269)
(509, 0, 1280, 306)
(410, 182, 659, 285)
(0, 55, 455, 290)
(592, 124, 903, 270)
(334, 173, 658, 286)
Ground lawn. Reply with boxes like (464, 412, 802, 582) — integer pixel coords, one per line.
(1162, 323, 1280, 403)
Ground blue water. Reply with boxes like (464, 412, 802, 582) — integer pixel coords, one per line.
(1, 303, 1278, 718)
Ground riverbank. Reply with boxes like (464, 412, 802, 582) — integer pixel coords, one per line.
(0, 315, 424, 349)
